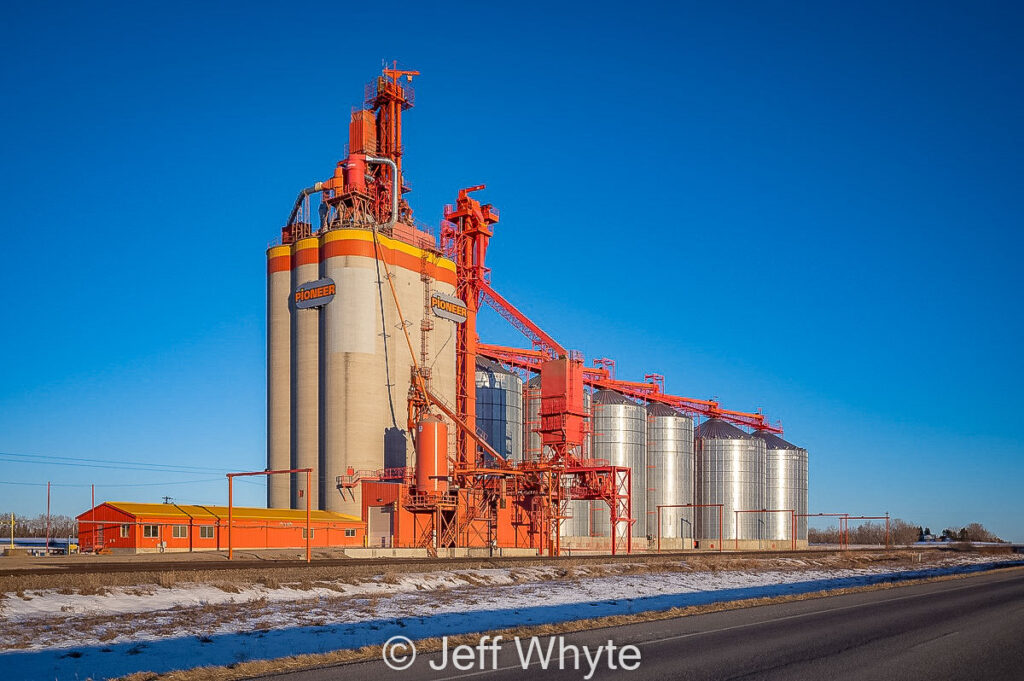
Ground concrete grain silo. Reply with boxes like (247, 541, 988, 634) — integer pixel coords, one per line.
(320, 228, 457, 516)
(291, 236, 321, 509)
(266, 227, 458, 516)
(266, 244, 292, 509)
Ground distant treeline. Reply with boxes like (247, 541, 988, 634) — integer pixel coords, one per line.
(808, 519, 1005, 545)
(0, 513, 78, 538)
(0, 511, 1006, 544)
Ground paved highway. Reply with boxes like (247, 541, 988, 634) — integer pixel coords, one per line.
(261, 566, 1024, 681)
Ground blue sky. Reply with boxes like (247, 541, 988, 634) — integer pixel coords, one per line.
(1, 2, 1021, 539)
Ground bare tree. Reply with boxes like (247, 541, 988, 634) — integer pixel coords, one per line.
(808, 526, 841, 544)
(889, 518, 919, 545)
(958, 523, 1002, 542)
(0, 513, 77, 538)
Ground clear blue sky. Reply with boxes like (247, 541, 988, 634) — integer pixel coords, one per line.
(1, 2, 1021, 539)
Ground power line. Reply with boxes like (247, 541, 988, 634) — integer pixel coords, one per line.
(0, 451, 245, 473)
(0, 457, 224, 475)
(0, 454, 244, 476)
(0, 478, 227, 488)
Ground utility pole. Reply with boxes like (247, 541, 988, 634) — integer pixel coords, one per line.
(45, 481, 51, 556)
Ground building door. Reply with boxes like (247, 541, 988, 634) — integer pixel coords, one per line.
(368, 507, 393, 548)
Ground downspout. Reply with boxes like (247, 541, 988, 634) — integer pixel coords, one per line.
(285, 182, 325, 227)
(364, 156, 399, 229)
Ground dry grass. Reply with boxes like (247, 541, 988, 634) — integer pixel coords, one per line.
(109, 564, 1024, 681)
(1, 547, 1011, 595)
(211, 582, 241, 594)
(379, 571, 402, 585)
(256, 574, 279, 589)
(78, 584, 110, 596)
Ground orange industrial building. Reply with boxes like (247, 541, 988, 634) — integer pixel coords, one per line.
(76, 502, 365, 554)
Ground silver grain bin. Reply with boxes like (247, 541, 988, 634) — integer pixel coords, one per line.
(695, 418, 766, 544)
(591, 390, 647, 539)
(646, 404, 694, 540)
(475, 357, 524, 464)
(752, 431, 808, 542)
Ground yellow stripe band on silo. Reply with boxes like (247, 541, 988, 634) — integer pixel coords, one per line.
(321, 229, 456, 285)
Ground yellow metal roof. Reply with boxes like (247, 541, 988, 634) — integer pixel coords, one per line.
(104, 502, 362, 524)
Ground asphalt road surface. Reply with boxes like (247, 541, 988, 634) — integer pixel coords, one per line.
(260, 566, 1024, 681)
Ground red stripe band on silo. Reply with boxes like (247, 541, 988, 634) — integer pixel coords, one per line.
(267, 255, 291, 273)
(293, 247, 321, 266)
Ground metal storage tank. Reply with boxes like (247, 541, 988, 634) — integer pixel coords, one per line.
(695, 418, 766, 544)
(475, 357, 523, 463)
(290, 236, 320, 509)
(591, 390, 647, 540)
(266, 244, 292, 509)
(646, 404, 694, 540)
(320, 227, 458, 516)
(752, 431, 808, 542)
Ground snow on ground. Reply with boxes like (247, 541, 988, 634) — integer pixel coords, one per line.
(1, 566, 564, 620)
(0, 555, 1019, 680)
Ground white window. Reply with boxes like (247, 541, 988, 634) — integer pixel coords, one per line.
(344, 529, 356, 537)
(172, 525, 187, 538)
(120, 524, 130, 538)
(302, 528, 315, 539)
(143, 525, 159, 538)
(199, 526, 214, 539)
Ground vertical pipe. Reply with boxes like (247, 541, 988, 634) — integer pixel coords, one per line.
(609, 483, 616, 556)
(657, 506, 662, 553)
(227, 476, 233, 560)
(626, 467, 632, 555)
(306, 469, 311, 563)
(46, 481, 51, 555)
(718, 505, 723, 552)
(734, 511, 739, 551)
(91, 484, 95, 552)
(885, 514, 890, 550)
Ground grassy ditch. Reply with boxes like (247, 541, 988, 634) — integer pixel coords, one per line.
(112, 563, 1024, 681)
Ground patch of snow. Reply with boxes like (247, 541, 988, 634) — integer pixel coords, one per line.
(0, 555, 1019, 681)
